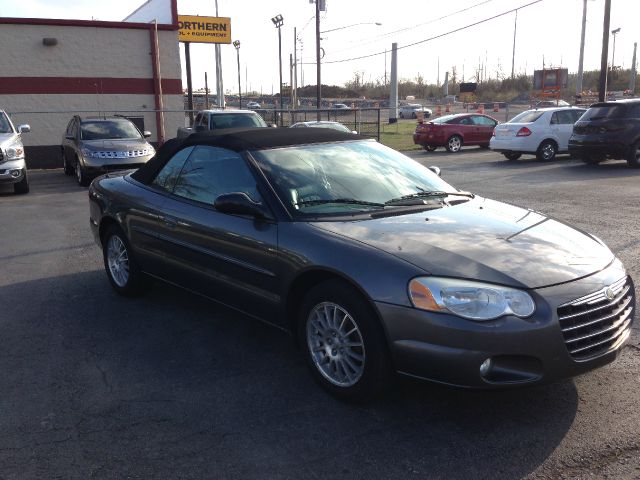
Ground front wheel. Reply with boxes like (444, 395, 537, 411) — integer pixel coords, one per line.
(13, 173, 29, 194)
(536, 140, 557, 161)
(63, 149, 74, 175)
(76, 158, 90, 187)
(445, 135, 463, 153)
(626, 141, 640, 168)
(102, 224, 148, 296)
(298, 279, 392, 401)
(503, 152, 521, 161)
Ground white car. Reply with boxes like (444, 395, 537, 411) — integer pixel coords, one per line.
(490, 107, 586, 161)
(0, 110, 30, 194)
(246, 101, 261, 109)
(399, 104, 432, 119)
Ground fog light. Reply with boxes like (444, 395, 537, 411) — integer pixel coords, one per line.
(479, 358, 493, 376)
(10, 169, 21, 178)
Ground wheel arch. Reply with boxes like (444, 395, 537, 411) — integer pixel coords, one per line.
(98, 216, 119, 247)
(285, 267, 390, 349)
(538, 137, 558, 150)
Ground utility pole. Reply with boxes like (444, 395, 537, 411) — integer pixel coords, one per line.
(576, 0, 588, 96)
(214, 0, 224, 107)
(511, 10, 518, 79)
(389, 42, 398, 124)
(598, 0, 611, 102)
(630, 43, 637, 93)
(315, 0, 322, 120)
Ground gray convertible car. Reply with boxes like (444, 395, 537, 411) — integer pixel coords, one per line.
(89, 128, 635, 400)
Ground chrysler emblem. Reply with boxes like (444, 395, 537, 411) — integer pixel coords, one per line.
(605, 287, 615, 300)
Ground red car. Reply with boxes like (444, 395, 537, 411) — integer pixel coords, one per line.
(413, 113, 498, 152)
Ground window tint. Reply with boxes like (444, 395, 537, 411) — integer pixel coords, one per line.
(581, 105, 627, 120)
(152, 146, 194, 192)
(570, 110, 586, 122)
(472, 116, 496, 126)
(554, 110, 576, 124)
(194, 113, 203, 126)
(431, 114, 457, 124)
(172, 146, 261, 205)
(65, 119, 75, 136)
(80, 120, 142, 140)
(459, 117, 473, 125)
(508, 111, 544, 123)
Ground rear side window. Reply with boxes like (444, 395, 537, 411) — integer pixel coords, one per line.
(509, 111, 544, 123)
(581, 105, 628, 121)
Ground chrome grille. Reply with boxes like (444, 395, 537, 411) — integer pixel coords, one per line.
(558, 276, 635, 360)
(90, 149, 152, 159)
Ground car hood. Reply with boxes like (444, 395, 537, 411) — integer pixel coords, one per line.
(0, 132, 20, 148)
(81, 139, 150, 151)
(311, 197, 613, 289)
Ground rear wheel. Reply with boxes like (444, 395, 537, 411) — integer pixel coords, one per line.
(445, 135, 463, 153)
(503, 152, 521, 161)
(626, 141, 640, 168)
(298, 279, 392, 401)
(536, 140, 557, 161)
(13, 173, 29, 194)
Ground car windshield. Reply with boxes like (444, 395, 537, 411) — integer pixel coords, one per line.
(0, 113, 12, 133)
(253, 140, 458, 216)
(509, 111, 545, 123)
(81, 120, 142, 140)
(210, 113, 267, 129)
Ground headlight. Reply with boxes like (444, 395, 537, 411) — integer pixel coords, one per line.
(408, 277, 535, 321)
(81, 147, 96, 158)
(4, 140, 24, 160)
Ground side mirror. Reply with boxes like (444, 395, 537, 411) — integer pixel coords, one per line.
(65, 134, 75, 140)
(428, 166, 441, 177)
(143, 130, 152, 138)
(17, 124, 31, 133)
(214, 192, 265, 218)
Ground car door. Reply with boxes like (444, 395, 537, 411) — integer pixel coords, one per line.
(549, 110, 576, 151)
(453, 116, 476, 144)
(154, 145, 281, 323)
(471, 115, 498, 144)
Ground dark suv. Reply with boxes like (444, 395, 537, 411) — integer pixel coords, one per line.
(62, 116, 155, 186)
(568, 99, 640, 167)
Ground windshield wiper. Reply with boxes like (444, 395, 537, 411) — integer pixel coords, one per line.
(385, 190, 474, 205)
(295, 198, 385, 208)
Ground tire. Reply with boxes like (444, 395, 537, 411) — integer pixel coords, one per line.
(63, 149, 74, 175)
(411, 112, 417, 119)
(102, 224, 148, 297)
(298, 279, 392, 401)
(423, 145, 437, 152)
(13, 173, 29, 194)
(626, 141, 640, 168)
(76, 158, 90, 187)
(503, 152, 521, 161)
(399, 112, 404, 119)
(445, 135, 463, 153)
(536, 140, 557, 161)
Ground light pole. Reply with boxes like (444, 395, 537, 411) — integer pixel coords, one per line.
(611, 27, 621, 71)
(271, 14, 284, 112)
(233, 40, 241, 109)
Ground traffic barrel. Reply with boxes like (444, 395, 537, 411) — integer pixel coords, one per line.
(445, 103, 451, 113)
(477, 103, 485, 114)
(493, 102, 499, 112)
(436, 105, 442, 116)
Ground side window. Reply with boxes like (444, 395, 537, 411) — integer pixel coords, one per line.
(152, 146, 195, 192)
(557, 111, 574, 124)
(65, 119, 75, 136)
(459, 117, 471, 125)
(172, 146, 261, 206)
(572, 110, 586, 122)
(472, 116, 496, 126)
(550, 112, 559, 125)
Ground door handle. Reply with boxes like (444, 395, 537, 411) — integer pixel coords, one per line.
(160, 216, 178, 228)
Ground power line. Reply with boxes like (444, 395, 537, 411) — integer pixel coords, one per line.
(327, 0, 497, 55)
(311, 0, 543, 65)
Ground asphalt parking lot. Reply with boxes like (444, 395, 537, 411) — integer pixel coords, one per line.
(0, 150, 638, 480)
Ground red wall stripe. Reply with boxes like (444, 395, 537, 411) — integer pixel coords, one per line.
(0, 77, 182, 95)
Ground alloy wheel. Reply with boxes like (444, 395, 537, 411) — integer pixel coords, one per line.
(306, 301, 365, 387)
(107, 235, 130, 288)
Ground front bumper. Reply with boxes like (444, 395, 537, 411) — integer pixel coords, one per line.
(0, 158, 27, 185)
(377, 260, 635, 388)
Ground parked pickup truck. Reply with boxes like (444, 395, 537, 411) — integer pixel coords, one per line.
(0, 110, 31, 194)
(177, 109, 269, 138)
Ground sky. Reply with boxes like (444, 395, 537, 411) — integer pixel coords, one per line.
(2, 0, 639, 95)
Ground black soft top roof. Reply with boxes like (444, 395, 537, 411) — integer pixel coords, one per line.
(131, 127, 362, 185)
